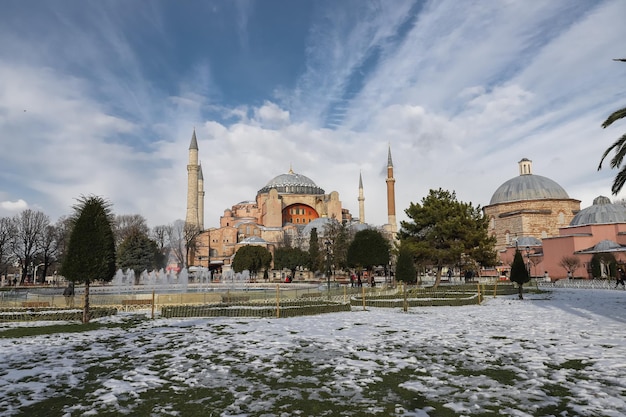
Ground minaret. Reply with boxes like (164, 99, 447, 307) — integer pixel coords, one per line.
(385, 144, 397, 236)
(198, 162, 205, 230)
(185, 130, 200, 228)
(358, 172, 365, 224)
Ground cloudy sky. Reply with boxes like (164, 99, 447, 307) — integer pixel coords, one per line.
(1, 0, 625, 229)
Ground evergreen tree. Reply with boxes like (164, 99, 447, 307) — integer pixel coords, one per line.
(347, 229, 390, 277)
(274, 247, 309, 280)
(399, 188, 496, 287)
(308, 228, 322, 272)
(61, 196, 116, 323)
(232, 245, 272, 279)
(117, 230, 160, 284)
(509, 249, 530, 300)
(590, 252, 616, 279)
(395, 245, 416, 284)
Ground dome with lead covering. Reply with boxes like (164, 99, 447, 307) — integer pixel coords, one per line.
(258, 168, 325, 195)
(569, 196, 626, 226)
(489, 158, 570, 205)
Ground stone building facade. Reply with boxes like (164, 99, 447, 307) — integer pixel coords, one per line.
(483, 158, 580, 252)
(184, 130, 399, 273)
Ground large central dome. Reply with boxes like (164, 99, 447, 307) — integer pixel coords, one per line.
(258, 168, 325, 195)
(489, 158, 569, 205)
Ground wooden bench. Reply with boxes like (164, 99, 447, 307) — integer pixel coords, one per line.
(22, 301, 51, 308)
(122, 299, 153, 306)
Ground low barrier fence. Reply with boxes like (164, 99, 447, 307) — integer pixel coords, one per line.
(0, 282, 519, 321)
(538, 278, 622, 290)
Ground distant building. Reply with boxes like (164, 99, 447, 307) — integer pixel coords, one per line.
(184, 131, 398, 272)
(484, 158, 626, 280)
(483, 158, 580, 252)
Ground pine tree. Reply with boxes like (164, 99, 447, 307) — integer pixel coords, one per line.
(308, 228, 322, 272)
(61, 196, 116, 323)
(117, 230, 160, 284)
(232, 245, 272, 279)
(395, 245, 416, 284)
(509, 249, 530, 300)
(399, 188, 496, 287)
(347, 229, 390, 277)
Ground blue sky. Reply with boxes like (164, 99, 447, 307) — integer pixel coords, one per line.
(1, 0, 625, 229)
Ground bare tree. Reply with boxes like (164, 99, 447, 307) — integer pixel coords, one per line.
(0, 217, 16, 279)
(559, 256, 581, 278)
(184, 222, 202, 268)
(166, 220, 185, 268)
(10, 210, 49, 283)
(54, 215, 73, 268)
(529, 255, 544, 278)
(36, 224, 60, 283)
(114, 214, 149, 247)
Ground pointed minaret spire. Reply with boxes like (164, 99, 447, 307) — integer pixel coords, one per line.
(358, 171, 365, 224)
(185, 130, 200, 229)
(189, 128, 198, 150)
(385, 144, 397, 237)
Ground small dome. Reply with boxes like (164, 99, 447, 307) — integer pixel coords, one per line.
(258, 168, 325, 195)
(569, 196, 626, 226)
(489, 158, 570, 205)
(593, 239, 622, 252)
(301, 217, 338, 237)
(514, 236, 542, 247)
(239, 236, 267, 244)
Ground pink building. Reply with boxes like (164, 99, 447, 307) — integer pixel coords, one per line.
(499, 196, 626, 280)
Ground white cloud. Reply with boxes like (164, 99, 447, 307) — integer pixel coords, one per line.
(0, 199, 29, 216)
(1, 0, 625, 232)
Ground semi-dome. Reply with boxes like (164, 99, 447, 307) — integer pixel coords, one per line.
(301, 217, 338, 236)
(489, 158, 569, 205)
(239, 236, 267, 245)
(569, 196, 626, 226)
(514, 236, 542, 247)
(258, 168, 325, 195)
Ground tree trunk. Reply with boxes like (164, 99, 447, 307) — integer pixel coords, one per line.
(83, 281, 90, 323)
(518, 283, 524, 300)
(433, 265, 443, 288)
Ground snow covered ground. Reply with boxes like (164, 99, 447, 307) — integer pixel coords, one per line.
(0, 288, 624, 416)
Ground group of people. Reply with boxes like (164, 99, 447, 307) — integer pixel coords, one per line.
(349, 273, 363, 287)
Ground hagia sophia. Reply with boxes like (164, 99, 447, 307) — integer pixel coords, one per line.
(185, 130, 626, 280)
(184, 130, 398, 278)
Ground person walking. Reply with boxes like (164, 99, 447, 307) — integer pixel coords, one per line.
(63, 282, 75, 307)
(616, 268, 626, 289)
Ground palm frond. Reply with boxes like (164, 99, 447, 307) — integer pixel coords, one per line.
(602, 107, 626, 128)
(598, 134, 626, 170)
(612, 165, 626, 195)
